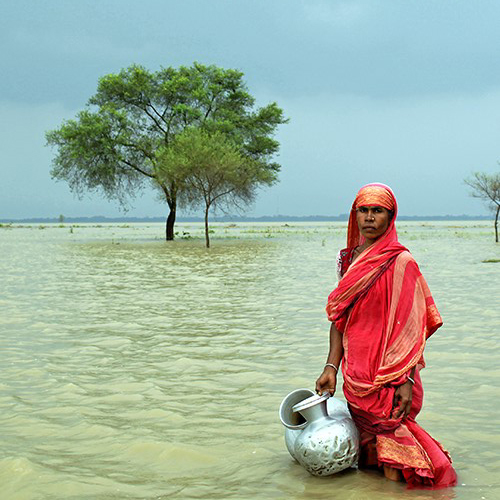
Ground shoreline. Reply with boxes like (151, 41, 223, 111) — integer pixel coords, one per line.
(0, 214, 493, 224)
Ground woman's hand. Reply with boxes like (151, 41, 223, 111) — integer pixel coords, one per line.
(392, 381, 413, 419)
(315, 366, 337, 396)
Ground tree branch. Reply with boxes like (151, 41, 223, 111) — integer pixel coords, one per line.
(118, 141, 155, 161)
(465, 173, 500, 206)
(147, 100, 168, 126)
(142, 106, 168, 135)
(120, 97, 168, 135)
(159, 183, 173, 206)
(203, 93, 219, 121)
(211, 187, 236, 203)
(119, 158, 155, 179)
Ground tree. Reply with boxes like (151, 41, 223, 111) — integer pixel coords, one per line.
(156, 128, 276, 248)
(46, 63, 287, 240)
(465, 170, 500, 242)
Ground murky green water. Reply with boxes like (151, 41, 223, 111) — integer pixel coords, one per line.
(0, 222, 498, 499)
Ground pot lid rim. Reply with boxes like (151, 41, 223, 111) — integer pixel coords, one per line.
(292, 393, 329, 412)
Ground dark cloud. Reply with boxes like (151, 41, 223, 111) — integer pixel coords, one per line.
(2, 0, 500, 107)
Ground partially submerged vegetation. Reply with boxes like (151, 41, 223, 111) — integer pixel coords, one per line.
(1, 222, 497, 254)
(46, 63, 287, 243)
(465, 170, 500, 242)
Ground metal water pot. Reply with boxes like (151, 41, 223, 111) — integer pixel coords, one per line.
(279, 388, 359, 476)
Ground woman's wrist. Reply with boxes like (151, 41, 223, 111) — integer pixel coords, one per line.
(324, 363, 339, 373)
(407, 366, 416, 384)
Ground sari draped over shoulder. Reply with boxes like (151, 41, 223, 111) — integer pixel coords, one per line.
(326, 183, 457, 489)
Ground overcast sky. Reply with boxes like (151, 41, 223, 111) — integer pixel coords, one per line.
(1, 0, 499, 219)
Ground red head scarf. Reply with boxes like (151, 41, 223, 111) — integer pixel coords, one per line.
(346, 183, 397, 249)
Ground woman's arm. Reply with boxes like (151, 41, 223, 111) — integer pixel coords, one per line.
(315, 323, 344, 396)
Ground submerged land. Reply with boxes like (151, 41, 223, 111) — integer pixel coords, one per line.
(0, 214, 492, 224)
(0, 221, 498, 499)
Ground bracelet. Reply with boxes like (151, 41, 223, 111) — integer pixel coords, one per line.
(325, 363, 338, 373)
(407, 376, 415, 385)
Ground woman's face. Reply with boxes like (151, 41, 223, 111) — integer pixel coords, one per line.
(356, 205, 391, 243)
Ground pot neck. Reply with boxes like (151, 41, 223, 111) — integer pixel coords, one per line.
(298, 399, 328, 423)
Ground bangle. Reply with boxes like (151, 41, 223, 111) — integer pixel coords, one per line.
(407, 376, 415, 385)
(325, 363, 338, 373)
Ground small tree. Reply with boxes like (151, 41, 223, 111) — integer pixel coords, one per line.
(46, 63, 287, 240)
(156, 129, 276, 247)
(465, 170, 500, 242)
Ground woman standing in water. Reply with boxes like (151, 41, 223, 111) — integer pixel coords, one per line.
(315, 183, 457, 488)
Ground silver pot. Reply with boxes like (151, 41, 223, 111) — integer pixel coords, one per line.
(279, 389, 359, 476)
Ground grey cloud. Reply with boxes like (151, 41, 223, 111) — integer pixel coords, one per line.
(1, 0, 500, 107)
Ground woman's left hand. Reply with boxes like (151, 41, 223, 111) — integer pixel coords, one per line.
(392, 381, 413, 419)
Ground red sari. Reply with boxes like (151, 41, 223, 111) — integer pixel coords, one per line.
(326, 184, 457, 488)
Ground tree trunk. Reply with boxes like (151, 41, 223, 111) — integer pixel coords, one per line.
(166, 204, 176, 241)
(204, 206, 210, 248)
(160, 183, 177, 241)
(495, 205, 499, 243)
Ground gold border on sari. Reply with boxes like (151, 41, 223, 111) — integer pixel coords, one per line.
(377, 435, 434, 471)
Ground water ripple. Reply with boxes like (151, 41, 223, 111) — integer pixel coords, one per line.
(0, 222, 498, 499)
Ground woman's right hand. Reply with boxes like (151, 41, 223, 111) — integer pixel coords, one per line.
(315, 366, 337, 396)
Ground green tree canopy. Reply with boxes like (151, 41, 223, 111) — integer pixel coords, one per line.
(156, 128, 277, 247)
(46, 63, 287, 240)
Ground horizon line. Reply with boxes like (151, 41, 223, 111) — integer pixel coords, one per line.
(0, 214, 493, 223)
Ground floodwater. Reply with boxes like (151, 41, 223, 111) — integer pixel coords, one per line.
(0, 221, 498, 500)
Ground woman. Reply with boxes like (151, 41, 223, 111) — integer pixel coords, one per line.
(315, 183, 457, 488)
